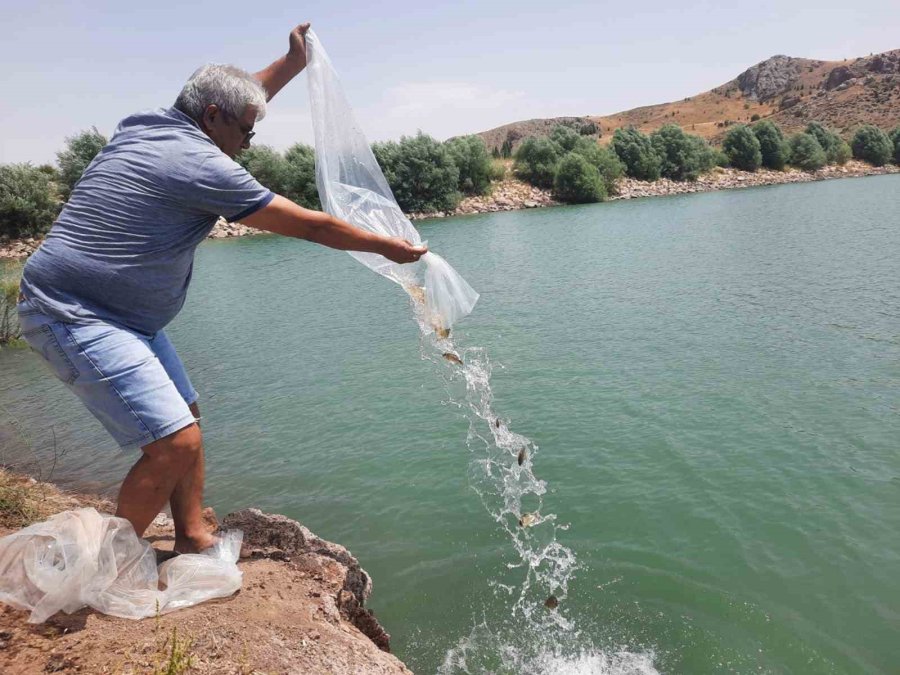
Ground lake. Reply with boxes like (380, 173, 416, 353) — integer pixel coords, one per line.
(1, 174, 898, 673)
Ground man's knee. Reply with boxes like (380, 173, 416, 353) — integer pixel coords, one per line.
(142, 422, 202, 470)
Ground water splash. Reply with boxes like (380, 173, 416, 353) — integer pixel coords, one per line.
(410, 295, 657, 674)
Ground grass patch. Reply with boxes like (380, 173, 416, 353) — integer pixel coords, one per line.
(0, 274, 21, 346)
(0, 469, 49, 529)
(154, 626, 195, 675)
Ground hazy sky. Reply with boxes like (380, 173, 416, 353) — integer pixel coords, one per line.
(2, 0, 898, 164)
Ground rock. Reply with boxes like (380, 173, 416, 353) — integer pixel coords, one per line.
(826, 65, 854, 90)
(736, 55, 802, 101)
(222, 508, 373, 612)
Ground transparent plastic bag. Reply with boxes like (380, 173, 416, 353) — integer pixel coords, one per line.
(0, 508, 242, 623)
(305, 29, 479, 333)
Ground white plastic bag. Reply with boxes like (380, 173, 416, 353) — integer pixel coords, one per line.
(305, 29, 479, 334)
(0, 508, 242, 622)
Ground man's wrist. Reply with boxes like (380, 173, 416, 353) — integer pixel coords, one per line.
(284, 52, 307, 72)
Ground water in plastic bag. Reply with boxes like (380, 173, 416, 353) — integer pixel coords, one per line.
(0, 508, 242, 622)
(305, 29, 479, 334)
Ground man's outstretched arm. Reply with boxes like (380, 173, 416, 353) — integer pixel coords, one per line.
(254, 23, 310, 101)
(242, 195, 428, 264)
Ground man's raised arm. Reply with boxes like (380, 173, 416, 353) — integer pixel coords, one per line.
(242, 195, 428, 264)
(254, 23, 311, 101)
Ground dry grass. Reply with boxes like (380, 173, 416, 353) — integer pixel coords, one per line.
(0, 469, 73, 529)
(0, 275, 21, 346)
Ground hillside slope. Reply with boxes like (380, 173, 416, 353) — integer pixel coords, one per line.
(476, 49, 900, 152)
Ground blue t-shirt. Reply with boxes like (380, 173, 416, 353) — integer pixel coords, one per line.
(21, 107, 274, 336)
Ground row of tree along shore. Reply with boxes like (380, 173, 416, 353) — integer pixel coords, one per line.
(2, 120, 900, 248)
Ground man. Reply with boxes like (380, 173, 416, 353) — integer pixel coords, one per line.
(17, 23, 426, 553)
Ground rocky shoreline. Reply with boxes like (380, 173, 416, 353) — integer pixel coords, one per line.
(1, 161, 897, 260)
(0, 470, 411, 674)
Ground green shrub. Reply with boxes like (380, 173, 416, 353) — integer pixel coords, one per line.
(237, 144, 320, 211)
(752, 120, 789, 170)
(851, 125, 893, 166)
(690, 136, 719, 173)
(488, 160, 507, 182)
(237, 145, 289, 193)
(512, 137, 561, 189)
(806, 122, 850, 165)
(722, 124, 762, 171)
(610, 127, 661, 181)
(444, 135, 493, 196)
(283, 144, 320, 210)
(570, 138, 625, 187)
(56, 128, 107, 200)
(889, 126, 900, 164)
(650, 125, 703, 181)
(373, 133, 460, 213)
(549, 125, 581, 152)
(788, 134, 827, 171)
(553, 153, 607, 203)
(0, 164, 61, 239)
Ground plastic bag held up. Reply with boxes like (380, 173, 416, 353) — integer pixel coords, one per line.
(0, 508, 242, 622)
(305, 30, 478, 334)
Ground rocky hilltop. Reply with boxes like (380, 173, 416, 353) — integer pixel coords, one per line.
(476, 48, 900, 153)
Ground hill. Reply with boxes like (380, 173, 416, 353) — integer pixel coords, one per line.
(475, 49, 900, 153)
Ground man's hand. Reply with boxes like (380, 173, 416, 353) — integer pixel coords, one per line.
(380, 237, 428, 264)
(255, 22, 311, 101)
(287, 23, 311, 69)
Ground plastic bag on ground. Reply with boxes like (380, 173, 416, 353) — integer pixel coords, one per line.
(305, 29, 479, 334)
(0, 508, 242, 623)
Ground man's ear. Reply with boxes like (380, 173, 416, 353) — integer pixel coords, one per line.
(201, 104, 220, 131)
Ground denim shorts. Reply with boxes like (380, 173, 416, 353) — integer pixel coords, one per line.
(17, 298, 199, 451)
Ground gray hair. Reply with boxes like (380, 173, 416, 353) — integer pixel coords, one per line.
(174, 64, 268, 123)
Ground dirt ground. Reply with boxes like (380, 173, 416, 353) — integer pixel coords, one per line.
(0, 472, 412, 674)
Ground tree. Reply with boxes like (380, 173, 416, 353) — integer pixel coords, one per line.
(888, 126, 900, 164)
(570, 137, 624, 189)
(690, 135, 719, 173)
(372, 133, 460, 213)
(553, 153, 607, 203)
(237, 145, 289, 195)
(752, 120, 789, 170)
(722, 124, 762, 171)
(851, 125, 893, 166)
(650, 125, 703, 181)
(0, 164, 61, 239)
(283, 143, 320, 209)
(805, 122, 850, 165)
(56, 128, 107, 200)
(610, 127, 661, 180)
(788, 133, 827, 171)
(512, 137, 561, 188)
(549, 125, 581, 152)
(444, 135, 493, 196)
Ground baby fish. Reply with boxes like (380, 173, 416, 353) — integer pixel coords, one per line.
(442, 352, 463, 365)
(544, 595, 559, 610)
(518, 513, 538, 528)
(406, 285, 426, 305)
(517, 448, 527, 466)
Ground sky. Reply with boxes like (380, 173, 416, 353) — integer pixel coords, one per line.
(2, 0, 898, 164)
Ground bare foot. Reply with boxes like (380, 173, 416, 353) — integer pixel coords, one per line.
(173, 530, 219, 554)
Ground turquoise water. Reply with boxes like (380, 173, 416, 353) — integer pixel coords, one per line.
(1, 175, 899, 673)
